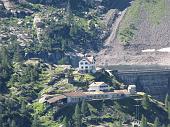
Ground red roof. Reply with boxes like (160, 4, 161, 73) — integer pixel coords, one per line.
(47, 95, 66, 104)
(63, 92, 87, 97)
(113, 90, 129, 94)
(81, 56, 95, 64)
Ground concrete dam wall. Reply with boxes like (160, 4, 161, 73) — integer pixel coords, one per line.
(110, 67, 170, 101)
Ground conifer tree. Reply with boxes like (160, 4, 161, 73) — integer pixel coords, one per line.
(0, 114, 3, 127)
(13, 45, 23, 62)
(11, 120, 16, 127)
(153, 117, 160, 127)
(1, 47, 10, 68)
(7, 118, 11, 127)
(168, 105, 170, 121)
(73, 104, 82, 127)
(165, 94, 170, 110)
(66, 0, 73, 25)
(0, 47, 12, 93)
(81, 100, 88, 117)
(21, 101, 26, 114)
(141, 115, 147, 127)
(162, 124, 166, 127)
(118, 120, 122, 127)
(32, 114, 40, 127)
(62, 117, 69, 127)
(142, 94, 150, 110)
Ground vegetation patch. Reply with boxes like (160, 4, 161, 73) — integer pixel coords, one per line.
(118, 0, 166, 44)
(143, 0, 166, 24)
(118, 0, 141, 45)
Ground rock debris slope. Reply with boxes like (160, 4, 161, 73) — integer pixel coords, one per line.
(96, 0, 170, 66)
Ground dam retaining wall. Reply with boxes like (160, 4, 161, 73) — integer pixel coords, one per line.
(111, 69, 170, 101)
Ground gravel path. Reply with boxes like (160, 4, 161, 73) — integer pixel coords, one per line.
(105, 9, 127, 46)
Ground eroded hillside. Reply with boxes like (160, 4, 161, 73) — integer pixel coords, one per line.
(97, 0, 170, 66)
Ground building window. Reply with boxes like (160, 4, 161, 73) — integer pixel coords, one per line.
(81, 67, 84, 69)
(80, 62, 84, 65)
(85, 66, 88, 69)
(85, 62, 88, 64)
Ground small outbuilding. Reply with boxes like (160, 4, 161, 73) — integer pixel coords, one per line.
(88, 82, 110, 92)
(128, 85, 136, 94)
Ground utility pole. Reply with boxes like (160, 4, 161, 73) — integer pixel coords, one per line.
(132, 98, 142, 127)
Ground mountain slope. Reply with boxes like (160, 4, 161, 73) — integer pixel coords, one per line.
(96, 0, 170, 66)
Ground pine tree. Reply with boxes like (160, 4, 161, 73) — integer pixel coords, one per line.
(7, 118, 11, 127)
(142, 94, 150, 110)
(165, 94, 170, 110)
(0, 47, 12, 93)
(13, 45, 23, 62)
(1, 46, 11, 68)
(165, 94, 170, 122)
(162, 124, 166, 127)
(0, 114, 3, 127)
(118, 120, 122, 127)
(81, 100, 88, 117)
(153, 117, 160, 127)
(62, 117, 69, 127)
(21, 101, 26, 114)
(168, 105, 170, 121)
(32, 114, 40, 127)
(11, 120, 16, 127)
(140, 115, 147, 127)
(66, 0, 73, 25)
(73, 104, 82, 127)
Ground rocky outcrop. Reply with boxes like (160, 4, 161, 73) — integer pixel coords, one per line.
(33, 14, 45, 43)
(0, 0, 16, 11)
(25, 51, 63, 64)
(25, 51, 80, 66)
(0, 0, 33, 18)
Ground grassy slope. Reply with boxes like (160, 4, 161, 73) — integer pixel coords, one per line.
(118, 0, 166, 44)
(144, 0, 166, 24)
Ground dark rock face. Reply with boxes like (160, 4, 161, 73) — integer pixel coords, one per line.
(25, 51, 64, 64)
(15, 10, 33, 18)
(26, 0, 67, 7)
(25, 51, 80, 67)
(0, 10, 12, 17)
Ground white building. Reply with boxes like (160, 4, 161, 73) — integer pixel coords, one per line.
(88, 82, 110, 92)
(128, 85, 136, 94)
(79, 55, 96, 73)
